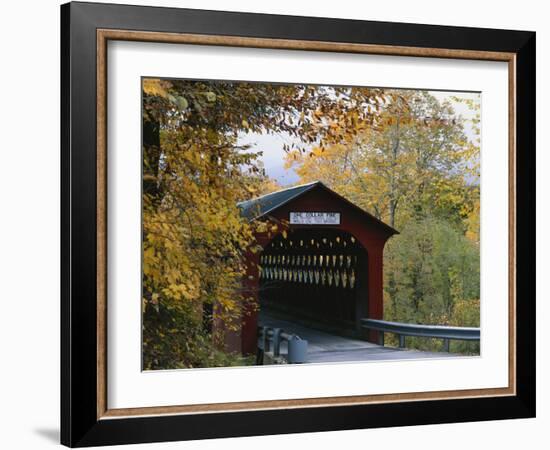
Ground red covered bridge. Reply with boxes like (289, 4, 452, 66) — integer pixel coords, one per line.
(224, 181, 398, 355)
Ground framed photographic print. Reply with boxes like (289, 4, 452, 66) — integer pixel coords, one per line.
(60, 1, 535, 447)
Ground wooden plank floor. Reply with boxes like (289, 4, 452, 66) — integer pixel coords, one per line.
(259, 312, 457, 363)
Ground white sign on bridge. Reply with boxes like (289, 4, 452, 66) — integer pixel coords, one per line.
(289, 212, 341, 225)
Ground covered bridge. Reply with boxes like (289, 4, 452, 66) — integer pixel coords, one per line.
(230, 181, 398, 355)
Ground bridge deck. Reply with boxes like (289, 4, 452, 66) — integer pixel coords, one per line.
(259, 312, 457, 363)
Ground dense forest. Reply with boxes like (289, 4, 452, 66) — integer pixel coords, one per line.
(141, 79, 480, 369)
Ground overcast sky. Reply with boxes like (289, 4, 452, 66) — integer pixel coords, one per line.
(238, 90, 480, 187)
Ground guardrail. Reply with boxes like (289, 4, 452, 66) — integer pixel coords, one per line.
(361, 318, 480, 352)
(257, 326, 308, 364)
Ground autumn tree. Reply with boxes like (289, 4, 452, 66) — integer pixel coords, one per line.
(142, 79, 388, 368)
(286, 90, 478, 228)
(286, 90, 481, 352)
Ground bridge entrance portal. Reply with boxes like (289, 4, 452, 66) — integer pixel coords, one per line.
(259, 229, 368, 336)
(233, 181, 397, 354)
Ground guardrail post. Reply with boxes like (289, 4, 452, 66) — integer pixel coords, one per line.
(262, 326, 270, 353)
(398, 334, 406, 348)
(288, 337, 308, 363)
(272, 328, 282, 357)
(378, 331, 384, 346)
(443, 338, 450, 352)
(255, 328, 264, 365)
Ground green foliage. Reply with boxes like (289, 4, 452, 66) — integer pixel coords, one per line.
(384, 217, 479, 323)
(383, 217, 480, 353)
(143, 302, 248, 370)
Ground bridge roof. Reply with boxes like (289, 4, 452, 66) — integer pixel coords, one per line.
(237, 181, 398, 235)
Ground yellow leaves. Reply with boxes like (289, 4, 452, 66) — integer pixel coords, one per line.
(465, 198, 480, 245)
(141, 125, 260, 335)
(162, 281, 199, 301)
(142, 246, 158, 278)
(205, 91, 217, 103)
(144, 246, 155, 260)
(249, 244, 263, 254)
(450, 298, 480, 327)
(142, 78, 171, 98)
(286, 92, 479, 232)
(142, 79, 191, 112)
(254, 221, 269, 234)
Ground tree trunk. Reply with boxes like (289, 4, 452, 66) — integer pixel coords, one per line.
(143, 114, 162, 204)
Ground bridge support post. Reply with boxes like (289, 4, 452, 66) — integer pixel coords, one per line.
(378, 331, 384, 346)
(398, 334, 406, 348)
(272, 328, 282, 357)
(262, 326, 270, 353)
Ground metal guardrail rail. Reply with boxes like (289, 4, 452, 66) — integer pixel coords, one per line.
(361, 318, 480, 352)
